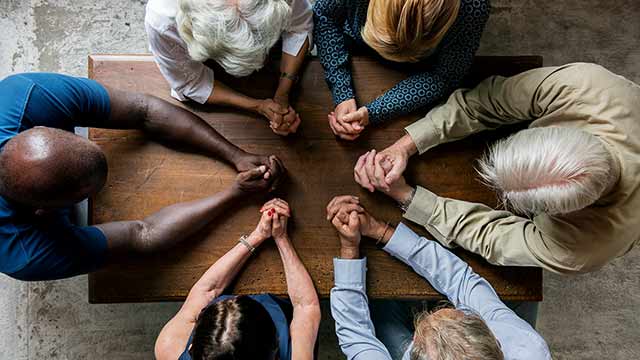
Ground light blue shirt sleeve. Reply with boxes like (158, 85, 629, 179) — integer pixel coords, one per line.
(383, 223, 551, 360)
(330, 258, 393, 360)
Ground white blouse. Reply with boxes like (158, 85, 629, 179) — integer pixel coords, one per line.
(145, 0, 314, 104)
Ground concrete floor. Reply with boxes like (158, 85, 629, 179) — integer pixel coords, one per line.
(1, 0, 639, 359)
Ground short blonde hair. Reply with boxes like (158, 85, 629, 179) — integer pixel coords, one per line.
(477, 127, 614, 216)
(177, 0, 291, 77)
(411, 309, 504, 360)
(362, 0, 460, 63)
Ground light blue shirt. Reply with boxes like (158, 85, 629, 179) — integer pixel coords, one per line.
(330, 223, 551, 360)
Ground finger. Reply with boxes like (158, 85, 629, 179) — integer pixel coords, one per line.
(348, 211, 360, 232)
(328, 115, 339, 135)
(326, 195, 359, 220)
(353, 153, 367, 186)
(331, 115, 349, 134)
(356, 152, 374, 192)
(289, 116, 301, 133)
(374, 154, 389, 191)
(331, 215, 345, 230)
(336, 209, 350, 223)
(245, 165, 268, 180)
(337, 203, 365, 214)
(364, 150, 377, 192)
(338, 132, 360, 141)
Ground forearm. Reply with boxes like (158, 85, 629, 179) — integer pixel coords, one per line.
(143, 95, 247, 166)
(191, 232, 261, 294)
(206, 79, 261, 113)
(275, 236, 319, 309)
(274, 38, 310, 103)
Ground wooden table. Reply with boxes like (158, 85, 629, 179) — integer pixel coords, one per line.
(88, 55, 543, 303)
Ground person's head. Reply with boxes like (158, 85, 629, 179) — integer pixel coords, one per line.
(190, 295, 278, 360)
(176, 0, 292, 77)
(0, 127, 108, 209)
(477, 127, 615, 216)
(362, 0, 460, 63)
(411, 307, 504, 360)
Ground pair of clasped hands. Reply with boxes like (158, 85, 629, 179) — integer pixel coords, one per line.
(258, 96, 301, 136)
(327, 99, 370, 140)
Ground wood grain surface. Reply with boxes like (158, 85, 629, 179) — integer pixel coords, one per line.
(88, 55, 543, 303)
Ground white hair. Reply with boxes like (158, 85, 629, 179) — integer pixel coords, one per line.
(477, 127, 614, 216)
(176, 0, 291, 77)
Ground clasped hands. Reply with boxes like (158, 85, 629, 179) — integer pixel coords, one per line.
(245, 198, 292, 249)
(325, 195, 388, 259)
(232, 153, 286, 195)
(257, 96, 301, 136)
(328, 99, 369, 140)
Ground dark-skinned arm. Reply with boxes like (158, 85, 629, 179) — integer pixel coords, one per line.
(96, 163, 282, 256)
(87, 86, 269, 172)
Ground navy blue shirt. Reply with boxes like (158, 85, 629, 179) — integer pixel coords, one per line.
(313, 0, 490, 124)
(0, 73, 111, 281)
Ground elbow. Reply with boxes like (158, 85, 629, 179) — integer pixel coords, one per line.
(128, 220, 156, 253)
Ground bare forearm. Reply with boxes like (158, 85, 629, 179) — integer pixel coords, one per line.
(207, 79, 260, 113)
(143, 95, 246, 166)
(275, 236, 319, 308)
(275, 39, 310, 103)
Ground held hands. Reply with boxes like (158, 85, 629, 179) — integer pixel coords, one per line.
(258, 198, 291, 241)
(326, 196, 387, 259)
(249, 198, 292, 246)
(232, 155, 286, 195)
(256, 98, 301, 136)
(328, 99, 369, 141)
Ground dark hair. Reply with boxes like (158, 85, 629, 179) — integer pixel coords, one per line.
(190, 295, 278, 360)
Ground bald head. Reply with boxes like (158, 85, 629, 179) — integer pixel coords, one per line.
(0, 127, 107, 208)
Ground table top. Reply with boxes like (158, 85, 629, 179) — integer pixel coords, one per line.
(88, 54, 543, 303)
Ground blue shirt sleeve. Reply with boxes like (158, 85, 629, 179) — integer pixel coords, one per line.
(383, 223, 551, 359)
(313, 0, 356, 106)
(18, 73, 111, 130)
(330, 258, 393, 360)
(366, 0, 490, 124)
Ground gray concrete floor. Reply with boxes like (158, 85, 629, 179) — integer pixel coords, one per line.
(1, 0, 639, 359)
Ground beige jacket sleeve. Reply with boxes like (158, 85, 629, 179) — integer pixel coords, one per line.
(404, 65, 574, 153)
(403, 186, 550, 269)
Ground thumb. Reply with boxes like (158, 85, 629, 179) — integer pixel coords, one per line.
(348, 211, 360, 232)
(246, 165, 267, 179)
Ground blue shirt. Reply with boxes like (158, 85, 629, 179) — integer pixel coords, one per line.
(330, 223, 552, 360)
(313, 0, 489, 124)
(0, 73, 111, 281)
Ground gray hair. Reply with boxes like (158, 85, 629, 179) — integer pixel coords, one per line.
(411, 309, 504, 360)
(477, 127, 613, 216)
(176, 0, 291, 77)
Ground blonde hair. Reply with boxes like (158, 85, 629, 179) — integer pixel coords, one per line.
(362, 0, 460, 62)
(477, 127, 614, 216)
(177, 0, 291, 77)
(411, 309, 504, 360)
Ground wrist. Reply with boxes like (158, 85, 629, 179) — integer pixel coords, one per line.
(340, 246, 360, 259)
(390, 185, 415, 207)
(396, 134, 418, 157)
(365, 218, 387, 240)
(249, 98, 263, 114)
(230, 148, 248, 169)
(246, 231, 265, 248)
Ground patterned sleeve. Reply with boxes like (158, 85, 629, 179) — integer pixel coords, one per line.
(313, 0, 356, 106)
(366, 0, 490, 124)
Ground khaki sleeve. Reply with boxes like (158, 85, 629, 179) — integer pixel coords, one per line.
(405, 65, 571, 154)
(403, 186, 551, 269)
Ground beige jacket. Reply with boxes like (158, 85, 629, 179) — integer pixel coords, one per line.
(403, 63, 640, 274)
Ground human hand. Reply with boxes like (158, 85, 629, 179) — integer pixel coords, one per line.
(328, 99, 362, 140)
(260, 198, 291, 241)
(232, 165, 271, 195)
(376, 137, 414, 188)
(341, 106, 369, 131)
(250, 205, 276, 244)
(354, 150, 415, 204)
(270, 105, 301, 136)
(258, 198, 291, 241)
(257, 98, 288, 126)
(326, 195, 364, 258)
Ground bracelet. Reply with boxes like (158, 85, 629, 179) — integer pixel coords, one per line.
(238, 235, 255, 254)
(376, 222, 390, 246)
(280, 71, 299, 83)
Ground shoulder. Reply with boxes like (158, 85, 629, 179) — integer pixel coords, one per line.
(145, 0, 179, 34)
(489, 320, 551, 360)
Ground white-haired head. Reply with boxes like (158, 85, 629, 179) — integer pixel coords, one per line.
(477, 127, 615, 216)
(176, 0, 291, 77)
